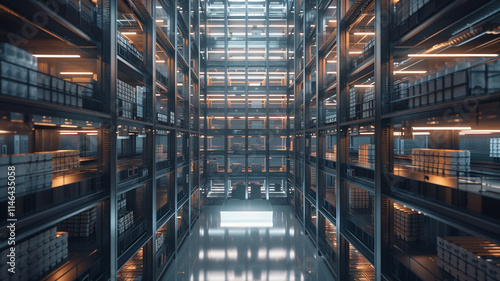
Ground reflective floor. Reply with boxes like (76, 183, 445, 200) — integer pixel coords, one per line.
(162, 204, 336, 281)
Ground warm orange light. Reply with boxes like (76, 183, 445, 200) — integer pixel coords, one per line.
(412, 126, 471, 130)
(409, 53, 499, 58)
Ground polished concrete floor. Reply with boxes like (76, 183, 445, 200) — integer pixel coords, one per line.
(162, 205, 336, 281)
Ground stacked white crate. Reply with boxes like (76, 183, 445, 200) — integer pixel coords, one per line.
(490, 138, 500, 158)
(117, 194, 134, 235)
(58, 207, 97, 237)
(156, 233, 165, 252)
(0, 43, 38, 100)
(158, 113, 169, 123)
(437, 236, 500, 281)
(411, 148, 470, 176)
(358, 144, 375, 164)
(0, 227, 68, 281)
(136, 86, 145, 118)
(118, 211, 134, 235)
(348, 185, 371, 210)
(349, 87, 358, 118)
(117, 31, 143, 61)
(362, 87, 375, 118)
(117, 79, 136, 119)
(0, 152, 53, 196)
(52, 150, 80, 172)
(393, 203, 423, 242)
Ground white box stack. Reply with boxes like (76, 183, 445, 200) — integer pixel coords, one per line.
(358, 144, 375, 164)
(1, 150, 78, 197)
(117, 79, 137, 119)
(52, 150, 80, 172)
(117, 31, 143, 62)
(155, 233, 165, 252)
(411, 148, 470, 176)
(362, 87, 375, 118)
(348, 185, 371, 210)
(0, 152, 53, 196)
(0, 227, 68, 281)
(58, 207, 97, 237)
(349, 87, 360, 118)
(393, 203, 423, 242)
(136, 85, 145, 119)
(490, 138, 500, 158)
(437, 236, 500, 281)
(117, 194, 134, 235)
(158, 112, 169, 123)
(0, 43, 38, 100)
(118, 211, 134, 235)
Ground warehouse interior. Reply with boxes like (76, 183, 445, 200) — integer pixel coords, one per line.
(0, 0, 500, 280)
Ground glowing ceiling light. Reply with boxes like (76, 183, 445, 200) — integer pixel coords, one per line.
(354, 84, 374, 88)
(459, 130, 500, 135)
(408, 53, 499, 58)
(353, 32, 375, 35)
(33, 54, 81, 58)
(60, 72, 93, 75)
(412, 126, 472, 130)
(120, 32, 137, 35)
(393, 70, 427, 74)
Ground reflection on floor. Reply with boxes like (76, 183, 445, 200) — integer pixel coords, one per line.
(162, 205, 336, 281)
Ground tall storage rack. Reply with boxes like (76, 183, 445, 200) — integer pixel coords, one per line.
(0, 0, 202, 280)
(201, 0, 289, 202)
(290, 0, 500, 281)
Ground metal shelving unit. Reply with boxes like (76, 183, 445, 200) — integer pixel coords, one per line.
(291, 0, 500, 281)
(0, 0, 202, 280)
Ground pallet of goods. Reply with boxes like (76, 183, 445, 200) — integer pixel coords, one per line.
(0, 43, 38, 100)
(411, 148, 470, 176)
(437, 236, 500, 281)
(348, 185, 371, 210)
(58, 207, 97, 238)
(393, 203, 423, 242)
(0, 228, 68, 281)
(0, 150, 79, 197)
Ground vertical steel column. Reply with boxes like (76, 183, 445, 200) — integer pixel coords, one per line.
(145, 1, 157, 278)
(187, 0, 192, 237)
(301, 0, 307, 228)
(374, 0, 390, 280)
(265, 0, 271, 201)
(173, 0, 180, 258)
(314, 0, 320, 253)
(195, 0, 201, 218)
(244, 0, 249, 200)
(336, 0, 349, 279)
(224, 0, 229, 200)
(102, 0, 118, 279)
(287, 0, 294, 204)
